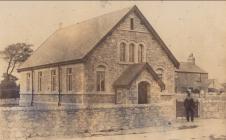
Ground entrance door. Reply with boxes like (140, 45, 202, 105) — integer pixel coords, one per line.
(138, 81, 149, 104)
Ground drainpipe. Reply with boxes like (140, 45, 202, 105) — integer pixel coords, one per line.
(31, 69, 34, 106)
(58, 65, 61, 106)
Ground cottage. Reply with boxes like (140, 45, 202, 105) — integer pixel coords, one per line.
(18, 6, 179, 106)
(175, 53, 208, 94)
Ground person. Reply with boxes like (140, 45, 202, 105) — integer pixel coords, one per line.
(184, 90, 196, 122)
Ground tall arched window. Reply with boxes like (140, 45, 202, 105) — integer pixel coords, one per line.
(129, 43, 135, 62)
(119, 42, 126, 62)
(96, 65, 106, 92)
(138, 44, 144, 63)
(156, 68, 164, 80)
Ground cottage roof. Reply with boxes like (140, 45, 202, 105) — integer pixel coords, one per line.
(176, 62, 207, 74)
(18, 5, 179, 71)
(114, 63, 165, 90)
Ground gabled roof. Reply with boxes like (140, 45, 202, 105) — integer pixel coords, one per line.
(18, 5, 179, 72)
(114, 63, 165, 90)
(176, 62, 207, 74)
(207, 79, 224, 89)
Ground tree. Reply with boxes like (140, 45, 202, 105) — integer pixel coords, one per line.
(0, 43, 33, 80)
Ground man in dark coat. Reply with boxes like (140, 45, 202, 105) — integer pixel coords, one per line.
(184, 90, 196, 122)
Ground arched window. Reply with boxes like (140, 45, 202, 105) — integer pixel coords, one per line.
(96, 65, 106, 92)
(156, 68, 164, 80)
(138, 44, 144, 63)
(130, 18, 134, 30)
(129, 43, 135, 62)
(119, 42, 126, 62)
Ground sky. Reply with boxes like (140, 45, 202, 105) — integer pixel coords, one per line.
(0, 1, 225, 83)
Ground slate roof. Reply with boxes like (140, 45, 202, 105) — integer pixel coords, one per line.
(114, 63, 165, 90)
(18, 5, 179, 71)
(176, 62, 207, 74)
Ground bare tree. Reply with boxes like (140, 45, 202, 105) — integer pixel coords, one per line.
(0, 43, 33, 80)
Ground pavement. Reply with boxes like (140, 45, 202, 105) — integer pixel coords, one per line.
(32, 119, 226, 140)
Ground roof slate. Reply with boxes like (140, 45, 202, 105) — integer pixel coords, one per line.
(114, 63, 165, 90)
(19, 7, 132, 69)
(18, 5, 179, 71)
(176, 62, 207, 74)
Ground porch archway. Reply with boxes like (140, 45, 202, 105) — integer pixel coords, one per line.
(138, 81, 150, 104)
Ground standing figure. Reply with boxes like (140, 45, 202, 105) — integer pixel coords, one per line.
(184, 90, 195, 122)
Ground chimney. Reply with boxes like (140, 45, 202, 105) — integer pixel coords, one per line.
(187, 53, 195, 64)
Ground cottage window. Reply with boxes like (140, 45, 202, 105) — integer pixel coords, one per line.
(51, 70, 57, 91)
(119, 42, 126, 62)
(129, 43, 135, 62)
(96, 65, 106, 92)
(130, 18, 134, 30)
(156, 68, 164, 80)
(66, 68, 72, 91)
(38, 71, 42, 91)
(26, 73, 30, 91)
(138, 44, 144, 62)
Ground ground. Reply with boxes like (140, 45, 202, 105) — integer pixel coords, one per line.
(32, 119, 226, 140)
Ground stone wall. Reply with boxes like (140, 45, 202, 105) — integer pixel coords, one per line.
(20, 94, 115, 106)
(0, 98, 19, 106)
(0, 103, 174, 140)
(19, 63, 85, 95)
(200, 94, 226, 119)
(176, 93, 226, 119)
(84, 11, 176, 95)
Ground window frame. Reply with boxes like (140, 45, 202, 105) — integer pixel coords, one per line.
(37, 71, 42, 92)
(156, 68, 164, 81)
(26, 73, 31, 92)
(138, 44, 144, 63)
(129, 43, 135, 62)
(119, 42, 126, 62)
(51, 69, 57, 91)
(96, 65, 106, 92)
(130, 18, 134, 30)
(66, 68, 73, 91)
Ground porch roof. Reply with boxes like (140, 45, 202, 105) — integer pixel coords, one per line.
(113, 63, 165, 90)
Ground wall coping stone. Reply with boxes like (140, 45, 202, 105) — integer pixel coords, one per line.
(0, 102, 174, 111)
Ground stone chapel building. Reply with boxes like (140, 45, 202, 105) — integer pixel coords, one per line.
(18, 6, 179, 106)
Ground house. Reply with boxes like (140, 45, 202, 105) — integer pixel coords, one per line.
(175, 53, 208, 93)
(18, 5, 179, 106)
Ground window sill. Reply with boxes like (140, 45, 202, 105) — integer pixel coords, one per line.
(118, 62, 145, 65)
(160, 92, 175, 96)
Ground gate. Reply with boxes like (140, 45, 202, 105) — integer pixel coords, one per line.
(176, 100, 199, 118)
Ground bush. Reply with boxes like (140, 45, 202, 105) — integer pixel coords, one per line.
(0, 79, 19, 99)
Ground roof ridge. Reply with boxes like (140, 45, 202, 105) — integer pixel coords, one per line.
(57, 6, 134, 32)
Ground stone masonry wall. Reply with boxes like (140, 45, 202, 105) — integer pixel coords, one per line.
(199, 94, 226, 119)
(0, 103, 174, 140)
(176, 93, 226, 119)
(84, 11, 176, 95)
(19, 63, 85, 95)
